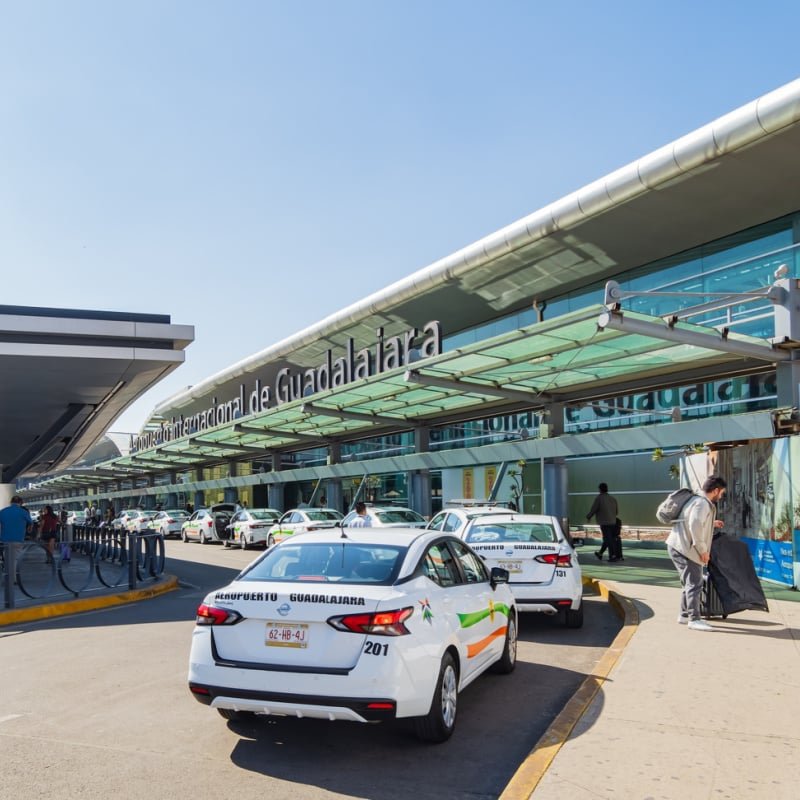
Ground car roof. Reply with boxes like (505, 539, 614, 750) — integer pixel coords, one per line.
(279, 527, 431, 547)
(445, 499, 514, 508)
(467, 513, 560, 524)
(448, 506, 512, 516)
(354, 506, 420, 514)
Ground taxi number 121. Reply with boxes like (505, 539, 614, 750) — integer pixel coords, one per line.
(364, 641, 389, 656)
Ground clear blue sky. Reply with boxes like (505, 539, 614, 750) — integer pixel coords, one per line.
(2, 1, 799, 435)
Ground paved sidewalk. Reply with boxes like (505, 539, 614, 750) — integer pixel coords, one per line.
(525, 546, 800, 799)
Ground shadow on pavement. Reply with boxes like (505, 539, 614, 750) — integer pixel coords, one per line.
(225, 659, 608, 800)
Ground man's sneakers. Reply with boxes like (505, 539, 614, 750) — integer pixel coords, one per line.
(688, 619, 713, 632)
(677, 615, 688, 624)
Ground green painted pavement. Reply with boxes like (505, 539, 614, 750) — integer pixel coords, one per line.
(577, 539, 800, 603)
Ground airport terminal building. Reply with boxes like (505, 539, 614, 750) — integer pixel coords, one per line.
(21, 79, 800, 588)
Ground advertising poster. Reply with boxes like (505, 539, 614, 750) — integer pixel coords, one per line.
(462, 468, 474, 500)
(485, 466, 497, 500)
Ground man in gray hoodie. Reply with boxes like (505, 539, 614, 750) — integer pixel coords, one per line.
(667, 475, 726, 631)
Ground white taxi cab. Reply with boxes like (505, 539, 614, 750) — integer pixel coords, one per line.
(460, 513, 583, 627)
(224, 508, 282, 549)
(266, 508, 343, 545)
(188, 528, 517, 742)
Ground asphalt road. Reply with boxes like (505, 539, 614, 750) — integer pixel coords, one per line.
(0, 540, 621, 800)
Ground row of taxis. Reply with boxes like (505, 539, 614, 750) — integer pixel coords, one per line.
(187, 500, 584, 742)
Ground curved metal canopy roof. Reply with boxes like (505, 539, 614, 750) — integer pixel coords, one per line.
(0, 306, 193, 483)
(24, 302, 787, 497)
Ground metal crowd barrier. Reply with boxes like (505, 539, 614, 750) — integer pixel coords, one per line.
(1, 525, 166, 610)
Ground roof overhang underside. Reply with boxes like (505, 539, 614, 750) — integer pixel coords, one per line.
(0, 308, 194, 482)
(31, 304, 786, 493)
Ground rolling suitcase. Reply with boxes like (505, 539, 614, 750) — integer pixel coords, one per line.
(702, 570, 726, 619)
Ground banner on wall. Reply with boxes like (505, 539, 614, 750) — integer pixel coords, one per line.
(741, 537, 794, 586)
(485, 466, 497, 499)
(463, 468, 474, 499)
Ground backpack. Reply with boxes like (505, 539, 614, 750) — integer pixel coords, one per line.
(656, 487, 696, 524)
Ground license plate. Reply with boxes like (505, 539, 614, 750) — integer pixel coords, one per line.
(265, 622, 309, 648)
(498, 560, 522, 573)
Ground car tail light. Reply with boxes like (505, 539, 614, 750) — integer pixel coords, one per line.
(167, 517, 175, 523)
(207, 520, 213, 528)
(195, 604, 243, 626)
(534, 553, 572, 567)
(328, 607, 413, 636)
(306, 525, 320, 532)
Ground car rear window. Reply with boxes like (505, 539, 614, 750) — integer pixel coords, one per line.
(305, 510, 343, 522)
(465, 522, 558, 544)
(241, 543, 405, 584)
(376, 510, 425, 524)
(250, 511, 275, 520)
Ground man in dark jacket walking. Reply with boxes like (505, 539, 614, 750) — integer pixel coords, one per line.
(586, 483, 620, 561)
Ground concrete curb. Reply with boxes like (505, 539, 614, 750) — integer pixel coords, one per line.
(499, 575, 639, 800)
(0, 574, 180, 626)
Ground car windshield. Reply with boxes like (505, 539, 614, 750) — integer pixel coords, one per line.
(241, 542, 406, 584)
(375, 510, 425, 524)
(305, 510, 343, 522)
(250, 511, 275, 520)
(465, 521, 559, 544)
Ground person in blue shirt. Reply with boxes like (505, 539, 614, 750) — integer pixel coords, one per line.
(0, 495, 33, 543)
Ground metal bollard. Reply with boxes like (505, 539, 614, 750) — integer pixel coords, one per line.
(3, 543, 17, 609)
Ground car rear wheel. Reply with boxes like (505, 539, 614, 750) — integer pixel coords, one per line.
(413, 652, 458, 743)
(240, 532, 248, 550)
(199, 530, 207, 544)
(491, 612, 517, 674)
(565, 603, 584, 629)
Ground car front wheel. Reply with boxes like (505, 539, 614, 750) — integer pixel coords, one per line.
(181, 530, 188, 543)
(240, 533, 248, 550)
(414, 652, 458, 743)
(267, 534, 275, 548)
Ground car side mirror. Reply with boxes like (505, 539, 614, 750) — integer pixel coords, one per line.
(490, 566, 509, 589)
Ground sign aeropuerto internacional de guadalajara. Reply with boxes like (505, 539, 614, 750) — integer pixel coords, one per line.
(130, 322, 442, 453)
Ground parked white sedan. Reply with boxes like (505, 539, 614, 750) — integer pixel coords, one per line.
(188, 528, 517, 742)
(340, 506, 427, 529)
(460, 513, 583, 627)
(266, 508, 343, 545)
(150, 509, 190, 538)
(224, 508, 282, 549)
(124, 510, 157, 534)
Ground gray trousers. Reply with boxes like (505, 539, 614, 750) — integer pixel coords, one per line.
(668, 545, 704, 621)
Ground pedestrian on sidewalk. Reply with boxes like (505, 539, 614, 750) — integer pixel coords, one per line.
(39, 504, 59, 562)
(0, 495, 33, 572)
(667, 475, 726, 632)
(586, 483, 620, 561)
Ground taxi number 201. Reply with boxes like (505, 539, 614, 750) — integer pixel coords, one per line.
(364, 641, 389, 656)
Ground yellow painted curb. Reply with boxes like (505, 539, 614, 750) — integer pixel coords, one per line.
(499, 575, 639, 800)
(0, 575, 179, 626)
